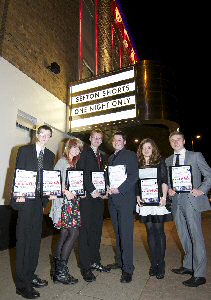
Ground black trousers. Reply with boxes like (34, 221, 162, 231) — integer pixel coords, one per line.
(15, 199, 43, 289)
(78, 197, 104, 270)
(108, 197, 135, 275)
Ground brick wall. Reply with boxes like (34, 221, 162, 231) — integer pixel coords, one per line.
(1, 0, 80, 102)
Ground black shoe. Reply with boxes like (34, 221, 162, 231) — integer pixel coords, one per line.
(91, 262, 111, 272)
(67, 274, 79, 284)
(182, 276, 206, 287)
(16, 287, 40, 299)
(171, 267, 193, 275)
(106, 262, 121, 270)
(156, 262, 165, 279)
(120, 271, 132, 283)
(31, 274, 48, 288)
(81, 269, 96, 282)
(156, 273, 165, 279)
(149, 266, 157, 276)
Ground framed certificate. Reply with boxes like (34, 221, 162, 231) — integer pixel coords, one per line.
(66, 170, 85, 196)
(42, 170, 62, 197)
(140, 178, 160, 205)
(169, 165, 193, 193)
(108, 165, 127, 189)
(13, 169, 37, 198)
(139, 167, 158, 179)
(92, 171, 106, 195)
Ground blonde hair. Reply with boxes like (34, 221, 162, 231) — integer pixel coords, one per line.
(63, 137, 83, 166)
(90, 128, 103, 138)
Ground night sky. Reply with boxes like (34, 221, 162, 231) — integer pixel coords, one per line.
(118, 1, 210, 163)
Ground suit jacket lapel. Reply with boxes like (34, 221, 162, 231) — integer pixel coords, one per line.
(184, 150, 190, 165)
(32, 144, 39, 170)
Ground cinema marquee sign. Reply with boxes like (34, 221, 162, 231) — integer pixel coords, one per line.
(69, 66, 136, 131)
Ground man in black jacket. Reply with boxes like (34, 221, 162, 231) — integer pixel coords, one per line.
(107, 131, 139, 283)
(77, 129, 110, 282)
(11, 125, 55, 299)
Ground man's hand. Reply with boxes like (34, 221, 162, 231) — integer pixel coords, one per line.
(16, 197, 25, 202)
(109, 188, 119, 194)
(92, 190, 101, 198)
(49, 195, 57, 200)
(191, 188, 205, 197)
(137, 195, 144, 206)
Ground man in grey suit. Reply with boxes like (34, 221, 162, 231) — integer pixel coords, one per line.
(166, 131, 211, 287)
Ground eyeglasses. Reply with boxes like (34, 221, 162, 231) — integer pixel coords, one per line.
(38, 133, 51, 138)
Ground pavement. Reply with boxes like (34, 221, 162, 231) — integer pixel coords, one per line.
(1, 211, 211, 300)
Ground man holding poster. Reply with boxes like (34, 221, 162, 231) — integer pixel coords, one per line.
(166, 131, 211, 287)
(107, 131, 139, 283)
(76, 129, 110, 283)
(11, 125, 55, 299)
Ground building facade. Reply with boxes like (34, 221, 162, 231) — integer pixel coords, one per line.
(0, 0, 178, 249)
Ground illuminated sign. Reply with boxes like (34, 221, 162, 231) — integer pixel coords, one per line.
(69, 66, 136, 131)
(112, 3, 139, 64)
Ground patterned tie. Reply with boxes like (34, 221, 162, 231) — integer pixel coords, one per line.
(96, 150, 101, 168)
(37, 150, 44, 191)
(175, 154, 180, 166)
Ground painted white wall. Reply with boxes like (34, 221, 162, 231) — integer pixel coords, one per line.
(0, 57, 69, 205)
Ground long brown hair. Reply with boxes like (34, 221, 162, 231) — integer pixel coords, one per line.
(63, 138, 83, 167)
(137, 138, 161, 167)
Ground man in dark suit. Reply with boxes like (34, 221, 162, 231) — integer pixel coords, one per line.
(11, 125, 55, 299)
(77, 129, 111, 282)
(166, 131, 211, 287)
(107, 131, 139, 283)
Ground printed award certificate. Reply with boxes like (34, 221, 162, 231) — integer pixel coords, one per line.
(92, 171, 106, 195)
(140, 178, 159, 205)
(108, 165, 127, 189)
(42, 170, 62, 197)
(66, 170, 85, 196)
(139, 167, 157, 179)
(13, 169, 37, 198)
(169, 165, 193, 193)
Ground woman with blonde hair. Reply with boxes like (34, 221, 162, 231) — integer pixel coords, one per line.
(50, 137, 83, 284)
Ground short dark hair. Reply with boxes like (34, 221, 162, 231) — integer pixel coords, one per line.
(113, 131, 127, 141)
(37, 125, 52, 137)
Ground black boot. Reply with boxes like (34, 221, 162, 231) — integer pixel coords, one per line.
(53, 259, 78, 285)
(49, 255, 58, 279)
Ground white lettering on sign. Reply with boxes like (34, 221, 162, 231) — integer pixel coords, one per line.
(72, 82, 135, 104)
(71, 68, 134, 93)
(72, 96, 135, 116)
(71, 109, 136, 128)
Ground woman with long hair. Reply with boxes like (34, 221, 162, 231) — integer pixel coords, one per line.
(50, 137, 83, 284)
(136, 138, 172, 279)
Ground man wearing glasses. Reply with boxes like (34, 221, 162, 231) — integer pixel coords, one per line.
(11, 125, 55, 299)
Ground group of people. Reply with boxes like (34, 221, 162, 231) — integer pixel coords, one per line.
(11, 125, 211, 299)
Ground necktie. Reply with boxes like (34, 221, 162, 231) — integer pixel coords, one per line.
(111, 153, 116, 166)
(38, 150, 44, 170)
(175, 154, 180, 166)
(37, 150, 44, 191)
(96, 150, 101, 168)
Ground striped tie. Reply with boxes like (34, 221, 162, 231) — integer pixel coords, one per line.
(96, 150, 101, 168)
(37, 150, 44, 191)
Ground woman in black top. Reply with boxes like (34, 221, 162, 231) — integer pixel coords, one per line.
(136, 138, 172, 279)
